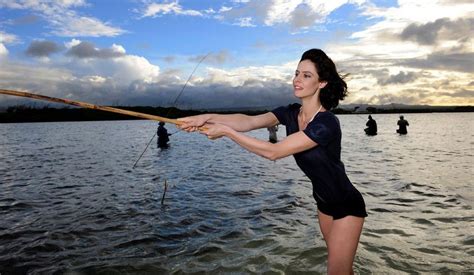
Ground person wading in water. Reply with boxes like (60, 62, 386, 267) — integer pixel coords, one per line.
(397, 115, 409, 135)
(364, 115, 377, 136)
(157, 122, 171, 148)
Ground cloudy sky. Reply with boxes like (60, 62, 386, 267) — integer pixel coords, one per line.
(0, 0, 472, 109)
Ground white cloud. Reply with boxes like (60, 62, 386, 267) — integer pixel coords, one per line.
(322, 0, 474, 106)
(52, 15, 124, 37)
(233, 17, 256, 27)
(142, 1, 203, 18)
(0, 31, 19, 44)
(111, 44, 126, 54)
(0, 40, 162, 107)
(199, 61, 295, 87)
(264, 0, 306, 26)
(0, 0, 125, 37)
(0, 43, 8, 57)
(110, 55, 160, 84)
(81, 75, 107, 84)
(345, 0, 473, 59)
(139, 0, 364, 30)
(65, 39, 81, 49)
(63, 41, 160, 84)
(216, 0, 366, 29)
(1, 1, 472, 107)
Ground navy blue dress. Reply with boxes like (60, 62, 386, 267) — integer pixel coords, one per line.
(272, 103, 367, 219)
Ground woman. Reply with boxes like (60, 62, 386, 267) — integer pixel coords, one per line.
(178, 49, 367, 274)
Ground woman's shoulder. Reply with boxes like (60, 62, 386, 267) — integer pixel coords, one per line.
(278, 103, 300, 112)
(288, 103, 301, 110)
(318, 110, 337, 119)
(272, 103, 300, 115)
(313, 111, 340, 127)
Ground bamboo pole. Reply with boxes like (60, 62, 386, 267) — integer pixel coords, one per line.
(0, 89, 182, 125)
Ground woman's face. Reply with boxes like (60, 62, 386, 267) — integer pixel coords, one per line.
(293, 59, 323, 99)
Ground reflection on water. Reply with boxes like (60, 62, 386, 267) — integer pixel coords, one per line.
(0, 113, 473, 273)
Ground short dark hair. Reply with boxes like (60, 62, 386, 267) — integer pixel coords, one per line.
(300, 49, 348, 110)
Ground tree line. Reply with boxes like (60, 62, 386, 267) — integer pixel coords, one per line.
(0, 105, 472, 123)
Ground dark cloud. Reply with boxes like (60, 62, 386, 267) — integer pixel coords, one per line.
(366, 89, 430, 105)
(400, 51, 474, 73)
(25, 40, 62, 57)
(400, 18, 473, 45)
(162, 56, 176, 63)
(378, 71, 418, 86)
(66, 41, 125, 59)
(438, 88, 473, 98)
(107, 81, 293, 110)
(189, 51, 231, 65)
(13, 14, 40, 25)
(0, 64, 294, 109)
(290, 3, 321, 29)
(219, 1, 271, 26)
(175, 81, 294, 110)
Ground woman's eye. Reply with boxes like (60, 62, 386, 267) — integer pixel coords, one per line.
(304, 74, 311, 78)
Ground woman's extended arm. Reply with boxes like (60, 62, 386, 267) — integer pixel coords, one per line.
(178, 112, 278, 132)
(200, 123, 317, 161)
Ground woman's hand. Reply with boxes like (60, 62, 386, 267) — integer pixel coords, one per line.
(177, 114, 211, 132)
(199, 123, 232, 140)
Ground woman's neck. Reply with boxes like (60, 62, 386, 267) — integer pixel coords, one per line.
(300, 98, 325, 119)
(298, 100, 325, 130)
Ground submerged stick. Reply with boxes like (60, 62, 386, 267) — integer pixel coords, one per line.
(0, 89, 181, 125)
(161, 179, 168, 205)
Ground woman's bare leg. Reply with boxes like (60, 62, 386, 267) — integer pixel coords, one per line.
(318, 210, 333, 246)
(317, 211, 364, 275)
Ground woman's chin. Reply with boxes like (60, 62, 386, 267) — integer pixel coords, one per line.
(294, 92, 303, 98)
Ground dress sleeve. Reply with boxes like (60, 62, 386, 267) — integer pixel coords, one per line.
(303, 119, 333, 146)
(271, 105, 290, 126)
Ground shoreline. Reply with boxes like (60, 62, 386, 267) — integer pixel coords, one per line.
(0, 105, 472, 123)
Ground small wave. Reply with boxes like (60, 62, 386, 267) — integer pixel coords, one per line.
(371, 208, 392, 213)
(370, 228, 415, 237)
(413, 218, 435, 225)
(231, 190, 257, 197)
(220, 230, 245, 240)
(415, 247, 441, 255)
(0, 202, 33, 211)
(114, 236, 157, 249)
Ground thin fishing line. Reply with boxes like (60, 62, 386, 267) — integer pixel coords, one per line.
(132, 52, 210, 168)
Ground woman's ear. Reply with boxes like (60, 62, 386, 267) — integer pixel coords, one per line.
(319, 81, 328, 89)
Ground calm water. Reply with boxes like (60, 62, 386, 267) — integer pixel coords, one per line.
(0, 113, 472, 274)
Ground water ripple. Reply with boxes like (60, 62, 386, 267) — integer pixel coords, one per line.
(0, 114, 472, 273)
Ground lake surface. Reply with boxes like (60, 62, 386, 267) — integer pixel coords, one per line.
(0, 113, 473, 274)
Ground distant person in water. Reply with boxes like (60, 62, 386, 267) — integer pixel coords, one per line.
(157, 122, 171, 148)
(364, 115, 377, 136)
(397, 115, 409, 135)
(267, 125, 278, 143)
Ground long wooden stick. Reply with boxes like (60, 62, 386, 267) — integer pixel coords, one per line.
(0, 89, 182, 125)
